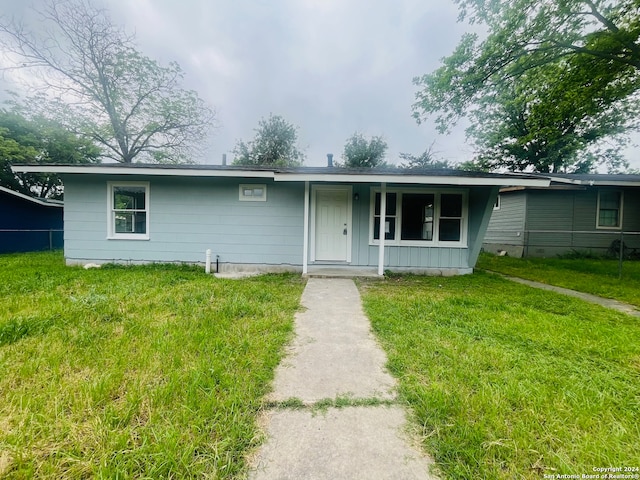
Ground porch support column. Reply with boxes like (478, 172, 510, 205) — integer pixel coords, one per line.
(302, 181, 310, 275)
(378, 182, 386, 276)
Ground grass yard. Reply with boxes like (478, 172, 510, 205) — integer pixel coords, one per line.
(361, 272, 640, 479)
(477, 252, 640, 307)
(0, 251, 305, 479)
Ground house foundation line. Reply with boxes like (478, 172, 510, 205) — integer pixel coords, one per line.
(378, 182, 386, 276)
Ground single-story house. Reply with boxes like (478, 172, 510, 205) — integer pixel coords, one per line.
(12, 163, 549, 274)
(0, 186, 64, 253)
(484, 173, 640, 258)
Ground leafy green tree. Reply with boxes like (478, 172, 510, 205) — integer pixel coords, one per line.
(467, 71, 633, 173)
(0, 0, 215, 163)
(341, 133, 388, 168)
(399, 143, 455, 169)
(0, 108, 100, 198)
(232, 114, 305, 167)
(412, 0, 640, 172)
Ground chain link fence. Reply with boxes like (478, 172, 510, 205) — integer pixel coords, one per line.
(0, 229, 63, 253)
(484, 229, 640, 278)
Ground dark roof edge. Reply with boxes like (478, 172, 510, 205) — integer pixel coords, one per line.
(0, 186, 63, 207)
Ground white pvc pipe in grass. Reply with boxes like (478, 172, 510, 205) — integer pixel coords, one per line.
(205, 249, 212, 274)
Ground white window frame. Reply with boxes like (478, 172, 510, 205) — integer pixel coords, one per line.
(596, 189, 623, 230)
(493, 194, 501, 210)
(239, 184, 267, 202)
(369, 187, 468, 247)
(107, 181, 150, 240)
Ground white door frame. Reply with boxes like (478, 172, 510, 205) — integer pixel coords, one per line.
(310, 184, 353, 263)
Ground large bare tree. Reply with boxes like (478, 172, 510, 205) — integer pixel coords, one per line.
(0, 0, 216, 163)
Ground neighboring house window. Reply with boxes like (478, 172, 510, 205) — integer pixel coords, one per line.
(597, 190, 623, 229)
(493, 195, 501, 210)
(108, 182, 149, 239)
(370, 189, 467, 246)
(239, 184, 267, 201)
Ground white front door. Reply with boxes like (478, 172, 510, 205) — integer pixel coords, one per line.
(314, 187, 350, 262)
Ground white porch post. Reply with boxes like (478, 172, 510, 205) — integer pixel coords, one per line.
(302, 181, 310, 275)
(378, 182, 386, 276)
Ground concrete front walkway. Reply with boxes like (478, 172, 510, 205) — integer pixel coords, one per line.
(494, 273, 640, 318)
(248, 278, 436, 480)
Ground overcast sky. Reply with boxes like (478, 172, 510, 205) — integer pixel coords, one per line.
(1, 0, 637, 169)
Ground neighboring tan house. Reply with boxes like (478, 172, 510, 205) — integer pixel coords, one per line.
(12, 163, 548, 275)
(484, 174, 640, 258)
(0, 186, 64, 253)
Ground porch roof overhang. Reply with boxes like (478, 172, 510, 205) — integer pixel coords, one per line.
(11, 164, 551, 188)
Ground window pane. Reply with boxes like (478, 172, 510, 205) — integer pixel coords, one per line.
(115, 212, 134, 233)
(373, 217, 396, 240)
(114, 187, 146, 210)
(599, 210, 619, 227)
(439, 219, 461, 241)
(115, 212, 146, 234)
(374, 192, 397, 216)
(134, 212, 147, 234)
(401, 193, 434, 241)
(598, 191, 620, 227)
(600, 191, 620, 210)
(440, 194, 462, 217)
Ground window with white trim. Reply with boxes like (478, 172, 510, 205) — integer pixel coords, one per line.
(239, 184, 267, 201)
(493, 195, 501, 210)
(108, 182, 149, 239)
(370, 189, 467, 246)
(597, 190, 622, 229)
(373, 192, 397, 240)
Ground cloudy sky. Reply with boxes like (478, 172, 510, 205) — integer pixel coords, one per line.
(1, 0, 637, 168)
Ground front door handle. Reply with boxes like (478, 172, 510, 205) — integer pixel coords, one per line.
(343, 228, 347, 235)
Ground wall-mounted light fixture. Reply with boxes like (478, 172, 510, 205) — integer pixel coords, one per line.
(354, 193, 360, 201)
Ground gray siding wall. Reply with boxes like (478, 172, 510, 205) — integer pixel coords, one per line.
(525, 190, 575, 256)
(64, 175, 305, 266)
(485, 191, 527, 245)
(524, 187, 640, 257)
(483, 190, 527, 256)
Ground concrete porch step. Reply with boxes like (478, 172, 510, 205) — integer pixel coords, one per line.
(304, 266, 381, 278)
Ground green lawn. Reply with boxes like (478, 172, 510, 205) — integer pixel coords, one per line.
(0, 251, 304, 478)
(476, 252, 640, 307)
(360, 273, 640, 479)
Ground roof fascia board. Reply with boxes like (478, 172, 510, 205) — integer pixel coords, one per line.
(587, 181, 640, 187)
(547, 176, 640, 187)
(0, 186, 63, 207)
(546, 176, 583, 185)
(11, 165, 550, 187)
(11, 165, 275, 178)
(502, 185, 586, 192)
(274, 172, 550, 187)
